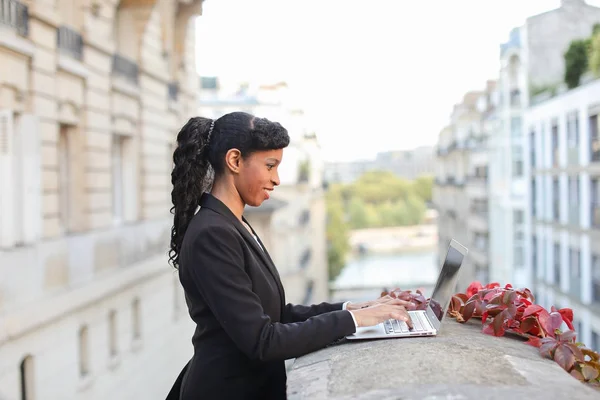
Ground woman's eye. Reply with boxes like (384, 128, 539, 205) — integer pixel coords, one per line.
(267, 164, 275, 171)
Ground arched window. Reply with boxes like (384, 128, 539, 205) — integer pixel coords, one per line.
(78, 326, 90, 377)
(20, 355, 35, 400)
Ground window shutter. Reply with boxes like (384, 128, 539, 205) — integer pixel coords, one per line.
(19, 114, 41, 244)
(0, 110, 15, 248)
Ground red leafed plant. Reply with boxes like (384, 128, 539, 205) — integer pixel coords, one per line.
(447, 281, 600, 387)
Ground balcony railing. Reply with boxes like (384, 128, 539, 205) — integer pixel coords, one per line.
(168, 81, 179, 102)
(0, 0, 28, 36)
(57, 25, 83, 60)
(567, 147, 579, 166)
(112, 54, 139, 85)
(592, 202, 600, 229)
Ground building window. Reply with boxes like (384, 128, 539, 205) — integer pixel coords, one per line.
(511, 117, 522, 137)
(20, 355, 35, 400)
(57, 124, 85, 233)
(514, 245, 524, 266)
(78, 326, 89, 377)
(531, 179, 537, 218)
(512, 146, 523, 177)
(112, 135, 125, 224)
(590, 114, 599, 162)
(532, 235, 538, 278)
(552, 178, 560, 222)
(568, 177, 579, 226)
(592, 331, 600, 353)
(529, 129, 536, 168)
(553, 243, 561, 286)
(132, 298, 141, 340)
(569, 248, 581, 298)
(592, 179, 600, 229)
(593, 254, 600, 304)
(551, 122, 559, 167)
(108, 310, 118, 357)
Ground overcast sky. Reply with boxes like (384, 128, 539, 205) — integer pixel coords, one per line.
(195, 0, 600, 162)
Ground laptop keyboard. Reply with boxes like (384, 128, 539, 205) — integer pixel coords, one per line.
(384, 312, 432, 334)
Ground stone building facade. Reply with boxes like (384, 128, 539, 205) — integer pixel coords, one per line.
(0, 0, 202, 398)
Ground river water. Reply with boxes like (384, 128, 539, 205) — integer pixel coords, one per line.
(330, 249, 439, 303)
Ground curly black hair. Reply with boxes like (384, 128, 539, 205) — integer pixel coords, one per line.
(168, 112, 290, 269)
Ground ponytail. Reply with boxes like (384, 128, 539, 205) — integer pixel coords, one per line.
(169, 117, 214, 269)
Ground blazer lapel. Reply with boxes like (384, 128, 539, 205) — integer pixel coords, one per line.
(199, 194, 286, 309)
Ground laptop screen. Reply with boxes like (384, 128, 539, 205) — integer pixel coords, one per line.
(428, 243, 465, 322)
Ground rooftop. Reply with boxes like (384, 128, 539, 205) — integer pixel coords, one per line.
(287, 320, 600, 400)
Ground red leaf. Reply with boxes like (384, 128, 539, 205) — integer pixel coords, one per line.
(482, 322, 496, 336)
(537, 309, 556, 337)
(539, 338, 558, 358)
(454, 293, 470, 303)
(523, 305, 544, 318)
(492, 311, 506, 336)
(582, 364, 600, 381)
(554, 344, 576, 370)
(558, 308, 575, 331)
(503, 290, 517, 305)
(571, 369, 585, 381)
(520, 317, 537, 334)
(526, 336, 542, 348)
(462, 300, 477, 322)
(466, 282, 483, 297)
(485, 282, 500, 289)
(565, 343, 585, 362)
(504, 283, 513, 289)
(558, 330, 577, 343)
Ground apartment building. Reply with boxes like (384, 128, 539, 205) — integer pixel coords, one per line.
(198, 76, 330, 304)
(488, 0, 600, 288)
(0, 0, 202, 399)
(434, 90, 488, 291)
(524, 78, 600, 352)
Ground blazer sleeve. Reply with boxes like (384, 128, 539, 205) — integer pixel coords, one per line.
(184, 226, 356, 362)
(282, 302, 346, 323)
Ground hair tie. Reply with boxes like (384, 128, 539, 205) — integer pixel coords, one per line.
(207, 120, 215, 143)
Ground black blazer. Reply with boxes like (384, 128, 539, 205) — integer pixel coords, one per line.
(167, 193, 356, 400)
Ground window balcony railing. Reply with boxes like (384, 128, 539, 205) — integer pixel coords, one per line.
(112, 54, 139, 85)
(0, 0, 28, 36)
(567, 147, 579, 166)
(57, 25, 83, 60)
(592, 202, 600, 229)
(168, 81, 179, 102)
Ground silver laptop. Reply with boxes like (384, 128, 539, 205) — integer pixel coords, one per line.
(346, 239, 468, 340)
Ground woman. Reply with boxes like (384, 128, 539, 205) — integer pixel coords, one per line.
(167, 112, 413, 400)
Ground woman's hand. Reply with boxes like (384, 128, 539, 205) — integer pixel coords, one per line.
(349, 302, 413, 328)
(346, 293, 417, 311)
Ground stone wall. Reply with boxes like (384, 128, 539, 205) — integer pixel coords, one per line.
(287, 320, 600, 399)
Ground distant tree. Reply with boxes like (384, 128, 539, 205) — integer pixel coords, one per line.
(412, 175, 434, 203)
(564, 39, 589, 88)
(325, 192, 350, 281)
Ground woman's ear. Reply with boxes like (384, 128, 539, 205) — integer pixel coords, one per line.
(224, 148, 242, 174)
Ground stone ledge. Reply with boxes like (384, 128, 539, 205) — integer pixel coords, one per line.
(287, 320, 600, 400)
